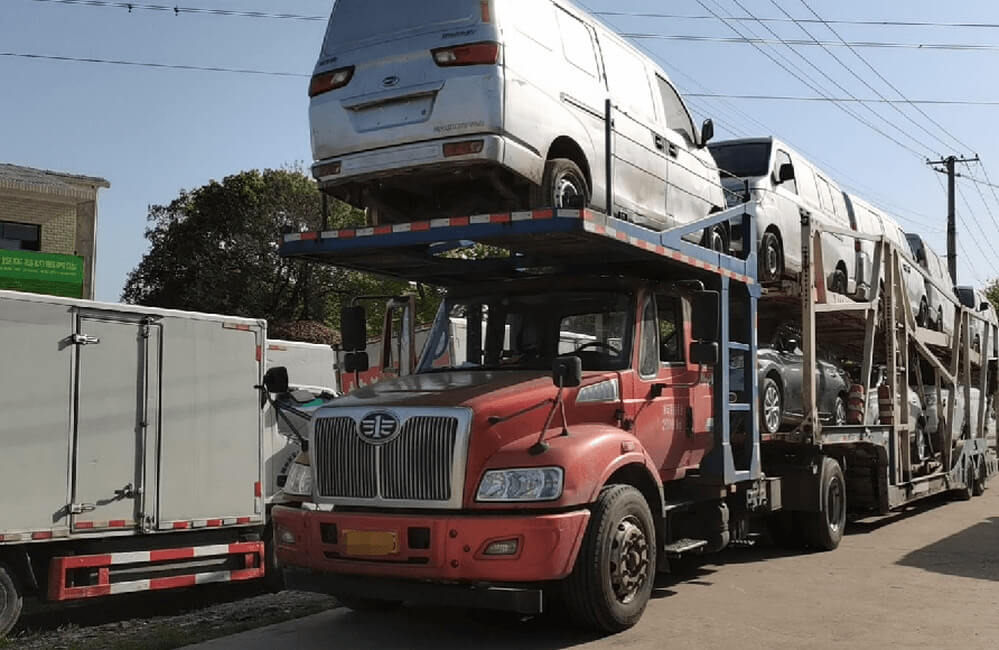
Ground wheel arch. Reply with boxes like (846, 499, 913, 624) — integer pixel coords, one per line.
(603, 462, 666, 563)
(546, 136, 592, 191)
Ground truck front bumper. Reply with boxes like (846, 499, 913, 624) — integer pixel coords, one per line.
(271, 505, 590, 586)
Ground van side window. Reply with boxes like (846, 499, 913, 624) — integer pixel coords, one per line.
(774, 150, 797, 195)
(515, 0, 557, 50)
(655, 75, 695, 143)
(602, 38, 657, 124)
(815, 175, 834, 213)
(556, 8, 599, 78)
(795, 163, 819, 206)
(657, 294, 683, 363)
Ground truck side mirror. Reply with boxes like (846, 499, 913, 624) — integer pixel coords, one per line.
(777, 163, 795, 184)
(552, 356, 583, 388)
(341, 305, 367, 352)
(343, 351, 370, 374)
(700, 118, 715, 147)
(689, 342, 719, 366)
(263, 366, 290, 394)
(691, 291, 720, 343)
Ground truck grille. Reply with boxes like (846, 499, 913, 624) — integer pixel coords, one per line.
(313, 414, 460, 503)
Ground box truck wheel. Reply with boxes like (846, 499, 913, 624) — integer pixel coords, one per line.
(0, 563, 23, 639)
(537, 159, 589, 210)
(801, 457, 846, 551)
(563, 485, 656, 633)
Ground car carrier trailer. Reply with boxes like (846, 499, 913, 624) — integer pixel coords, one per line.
(0, 291, 269, 637)
(271, 204, 996, 633)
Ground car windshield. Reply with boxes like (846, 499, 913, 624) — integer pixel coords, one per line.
(324, 0, 479, 53)
(709, 141, 773, 179)
(418, 290, 633, 373)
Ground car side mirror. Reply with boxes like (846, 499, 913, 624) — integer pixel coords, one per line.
(777, 163, 795, 184)
(341, 305, 367, 351)
(700, 118, 715, 147)
(343, 351, 370, 374)
(263, 366, 290, 394)
(552, 356, 583, 388)
(980, 302, 991, 312)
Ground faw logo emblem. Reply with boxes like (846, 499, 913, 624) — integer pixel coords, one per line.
(358, 412, 401, 444)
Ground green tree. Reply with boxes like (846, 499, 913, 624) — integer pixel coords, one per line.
(985, 279, 999, 312)
(122, 168, 442, 335)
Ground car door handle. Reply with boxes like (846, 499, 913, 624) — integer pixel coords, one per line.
(654, 134, 665, 151)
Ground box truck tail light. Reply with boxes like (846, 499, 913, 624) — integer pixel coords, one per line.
(432, 42, 500, 67)
(309, 66, 355, 97)
(443, 140, 485, 157)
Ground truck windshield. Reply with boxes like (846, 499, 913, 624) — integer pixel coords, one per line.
(418, 291, 633, 373)
(324, 0, 479, 54)
(709, 142, 773, 179)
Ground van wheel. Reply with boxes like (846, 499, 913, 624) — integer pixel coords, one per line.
(974, 335, 982, 353)
(759, 231, 783, 282)
(562, 485, 655, 633)
(973, 458, 987, 496)
(761, 377, 783, 435)
(801, 457, 846, 551)
(829, 268, 848, 295)
(916, 298, 930, 328)
(0, 564, 23, 639)
(538, 159, 589, 210)
(702, 225, 729, 254)
(935, 307, 944, 332)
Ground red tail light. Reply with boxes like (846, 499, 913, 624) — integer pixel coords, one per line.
(443, 140, 485, 157)
(309, 66, 354, 97)
(432, 42, 500, 67)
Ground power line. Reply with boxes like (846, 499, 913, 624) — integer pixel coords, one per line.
(796, 0, 974, 158)
(621, 33, 999, 52)
(30, 0, 327, 21)
(685, 93, 999, 106)
(955, 185, 999, 277)
(958, 173, 999, 192)
(0, 51, 309, 76)
(961, 162, 999, 236)
(594, 11, 999, 31)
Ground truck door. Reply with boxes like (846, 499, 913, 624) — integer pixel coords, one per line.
(71, 317, 159, 531)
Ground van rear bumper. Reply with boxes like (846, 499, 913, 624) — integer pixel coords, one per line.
(312, 134, 532, 187)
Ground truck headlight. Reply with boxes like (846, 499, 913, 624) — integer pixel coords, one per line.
(283, 452, 313, 498)
(476, 467, 564, 502)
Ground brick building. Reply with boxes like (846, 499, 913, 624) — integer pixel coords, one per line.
(0, 164, 109, 299)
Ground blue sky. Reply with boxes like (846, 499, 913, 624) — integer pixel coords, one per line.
(1, 0, 997, 301)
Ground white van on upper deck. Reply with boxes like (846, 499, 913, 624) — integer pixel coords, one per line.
(309, 0, 725, 237)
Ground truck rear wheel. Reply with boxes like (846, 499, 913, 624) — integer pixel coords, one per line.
(801, 458, 846, 551)
(0, 564, 23, 639)
(563, 485, 656, 633)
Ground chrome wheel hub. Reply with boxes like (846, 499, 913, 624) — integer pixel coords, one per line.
(609, 515, 650, 604)
(554, 172, 583, 208)
(764, 384, 781, 433)
(826, 477, 845, 534)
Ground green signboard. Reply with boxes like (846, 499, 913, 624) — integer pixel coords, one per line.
(0, 249, 85, 299)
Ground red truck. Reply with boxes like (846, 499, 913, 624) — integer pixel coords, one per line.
(271, 206, 996, 632)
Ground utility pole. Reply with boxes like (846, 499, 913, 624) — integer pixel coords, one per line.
(928, 154, 979, 284)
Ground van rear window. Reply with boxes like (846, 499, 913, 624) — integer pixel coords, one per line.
(709, 142, 772, 179)
(324, 0, 479, 53)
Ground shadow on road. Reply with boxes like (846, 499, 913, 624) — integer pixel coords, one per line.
(896, 516, 999, 582)
(845, 493, 954, 535)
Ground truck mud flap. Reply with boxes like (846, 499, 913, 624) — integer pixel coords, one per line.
(47, 542, 265, 602)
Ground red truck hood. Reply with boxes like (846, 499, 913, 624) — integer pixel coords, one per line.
(330, 370, 557, 410)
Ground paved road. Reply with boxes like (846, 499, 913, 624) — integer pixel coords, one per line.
(192, 490, 999, 650)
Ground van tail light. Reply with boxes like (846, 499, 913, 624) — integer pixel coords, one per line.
(432, 42, 500, 67)
(855, 240, 862, 252)
(443, 140, 485, 157)
(309, 66, 355, 97)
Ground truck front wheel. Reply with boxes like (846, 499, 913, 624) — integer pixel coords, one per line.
(0, 563, 23, 639)
(563, 485, 656, 633)
(802, 457, 847, 551)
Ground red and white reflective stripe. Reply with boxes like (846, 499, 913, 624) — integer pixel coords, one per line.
(1, 529, 71, 543)
(74, 520, 133, 531)
(221, 322, 253, 331)
(48, 542, 265, 602)
(159, 516, 259, 531)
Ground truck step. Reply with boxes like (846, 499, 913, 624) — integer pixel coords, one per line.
(664, 538, 709, 556)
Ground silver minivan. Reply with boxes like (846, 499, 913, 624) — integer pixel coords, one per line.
(906, 234, 955, 334)
(707, 137, 858, 295)
(309, 0, 724, 232)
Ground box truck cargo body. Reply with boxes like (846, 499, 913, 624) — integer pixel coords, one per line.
(0, 291, 267, 636)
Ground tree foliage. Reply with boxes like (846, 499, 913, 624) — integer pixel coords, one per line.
(122, 168, 442, 336)
(985, 279, 999, 313)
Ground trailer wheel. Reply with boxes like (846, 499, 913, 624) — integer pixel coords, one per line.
(0, 564, 23, 639)
(972, 458, 987, 496)
(538, 158, 589, 210)
(563, 485, 656, 633)
(802, 458, 846, 551)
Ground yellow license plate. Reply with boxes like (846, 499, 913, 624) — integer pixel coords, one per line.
(343, 529, 399, 557)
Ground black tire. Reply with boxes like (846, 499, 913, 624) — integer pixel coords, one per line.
(701, 225, 729, 254)
(759, 230, 784, 282)
(262, 527, 285, 593)
(954, 460, 974, 501)
(911, 424, 930, 464)
(337, 596, 403, 612)
(537, 158, 589, 210)
(0, 564, 23, 639)
(934, 307, 944, 333)
(801, 457, 846, 551)
(829, 268, 848, 295)
(974, 334, 982, 353)
(563, 485, 656, 633)
(761, 377, 783, 435)
(973, 458, 987, 497)
(833, 395, 847, 426)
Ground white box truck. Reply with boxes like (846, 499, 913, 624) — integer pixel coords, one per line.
(0, 290, 269, 636)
